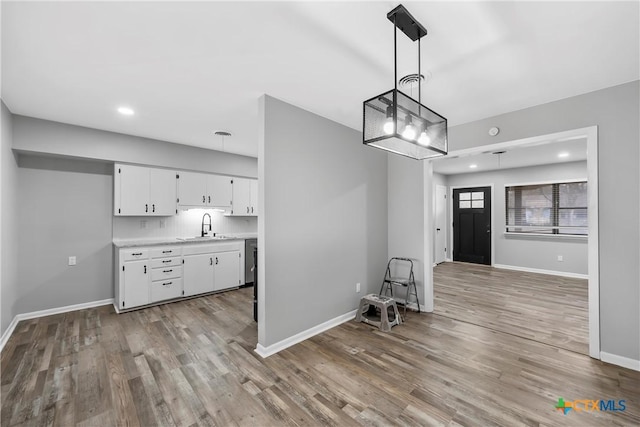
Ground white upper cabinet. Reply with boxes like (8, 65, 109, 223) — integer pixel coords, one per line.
(231, 178, 257, 216)
(114, 164, 177, 216)
(178, 172, 232, 208)
(150, 168, 178, 215)
(208, 175, 233, 207)
(250, 179, 258, 216)
(178, 171, 207, 207)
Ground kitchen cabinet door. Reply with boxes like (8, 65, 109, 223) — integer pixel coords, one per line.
(122, 259, 150, 309)
(178, 172, 207, 207)
(115, 164, 150, 215)
(214, 251, 241, 291)
(183, 253, 214, 296)
(207, 175, 232, 207)
(150, 168, 177, 215)
(232, 178, 252, 215)
(250, 179, 258, 215)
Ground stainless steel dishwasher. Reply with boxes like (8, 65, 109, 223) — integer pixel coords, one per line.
(244, 238, 257, 285)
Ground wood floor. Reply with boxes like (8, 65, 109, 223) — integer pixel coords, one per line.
(434, 262, 589, 355)
(2, 277, 638, 426)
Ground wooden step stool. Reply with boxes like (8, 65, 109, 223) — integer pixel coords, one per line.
(355, 294, 402, 332)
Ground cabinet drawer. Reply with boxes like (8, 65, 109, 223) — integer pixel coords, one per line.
(122, 249, 149, 262)
(151, 278, 182, 302)
(151, 266, 182, 281)
(150, 246, 181, 258)
(151, 257, 182, 268)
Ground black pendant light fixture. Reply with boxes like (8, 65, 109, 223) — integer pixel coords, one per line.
(363, 4, 447, 160)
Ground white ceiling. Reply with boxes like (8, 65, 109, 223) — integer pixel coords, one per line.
(432, 137, 587, 175)
(2, 1, 638, 158)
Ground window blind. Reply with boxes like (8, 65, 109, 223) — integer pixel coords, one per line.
(505, 181, 588, 235)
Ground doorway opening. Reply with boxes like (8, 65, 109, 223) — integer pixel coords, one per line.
(425, 126, 599, 359)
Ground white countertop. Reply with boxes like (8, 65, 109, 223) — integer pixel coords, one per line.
(113, 233, 257, 248)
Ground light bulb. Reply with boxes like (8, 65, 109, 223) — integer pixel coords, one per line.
(418, 131, 431, 146)
(383, 118, 395, 135)
(402, 123, 417, 140)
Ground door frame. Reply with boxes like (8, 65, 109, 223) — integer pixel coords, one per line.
(434, 184, 447, 265)
(425, 126, 599, 359)
(449, 184, 495, 266)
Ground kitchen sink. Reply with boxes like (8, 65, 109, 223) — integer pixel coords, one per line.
(177, 236, 230, 241)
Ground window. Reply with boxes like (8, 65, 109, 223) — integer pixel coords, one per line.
(505, 181, 587, 235)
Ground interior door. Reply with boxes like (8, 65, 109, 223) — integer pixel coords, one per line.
(453, 187, 491, 265)
(435, 185, 447, 264)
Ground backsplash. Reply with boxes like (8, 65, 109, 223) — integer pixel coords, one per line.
(113, 209, 257, 240)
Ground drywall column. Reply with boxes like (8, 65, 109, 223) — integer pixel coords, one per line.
(258, 95, 388, 349)
(387, 153, 429, 311)
(1, 101, 18, 336)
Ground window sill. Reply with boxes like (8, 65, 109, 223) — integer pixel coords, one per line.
(503, 232, 588, 242)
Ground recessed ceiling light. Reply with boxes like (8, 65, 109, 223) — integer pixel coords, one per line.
(558, 152, 570, 158)
(469, 164, 478, 169)
(117, 106, 135, 116)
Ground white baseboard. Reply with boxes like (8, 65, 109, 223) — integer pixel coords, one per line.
(255, 309, 357, 358)
(601, 352, 640, 372)
(494, 263, 588, 280)
(0, 298, 114, 352)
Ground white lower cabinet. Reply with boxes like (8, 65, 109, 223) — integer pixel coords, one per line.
(122, 259, 150, 309)
(214, 251, 241, 291)
(183, 253, 214, 296)
(115, 240, 244, 312)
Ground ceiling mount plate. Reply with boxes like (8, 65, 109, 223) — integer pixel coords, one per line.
(387, 4, 427, 41)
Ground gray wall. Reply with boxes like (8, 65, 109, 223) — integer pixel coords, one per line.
(1, 101, 19, 334)
(261, 95, 388, 347)
(16, 156, 114, 314)
(13, 115, 258, 178)
(447, 80, 639, 361)
(445, 161, 588, 275)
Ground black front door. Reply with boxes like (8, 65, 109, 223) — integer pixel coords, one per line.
(453, 187, 491, 265)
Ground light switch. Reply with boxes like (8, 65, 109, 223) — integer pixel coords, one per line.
(68, 256, 77, 266)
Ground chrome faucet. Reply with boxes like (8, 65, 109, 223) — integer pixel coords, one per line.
(201, 213, 212, 237)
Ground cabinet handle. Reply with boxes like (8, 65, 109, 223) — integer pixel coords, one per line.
(247, 207, 250, 213)
(210, 257, 213, 266)
(144, 265, 147, 274)
(251, 207, 254, 213)
(208, 196, 211, 204)
(145, 204, 148, 212)
(162, 260, 171, 263)
(132, 252, 142, 256)
(203, 196, 206, 203)
(162, 281, 172, 286)
(215, 257, 219, 265)
(163, 269, 173, 273)
(162, 250, 172, 254)
(152, 204, 155, 212)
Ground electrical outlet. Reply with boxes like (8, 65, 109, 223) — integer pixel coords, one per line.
(140, 220, 147, 229)
(159, 220, 166, 229)
(68, 256, 76, 266)
(356, 282, 361, 293)
(557, 255, 563, 262)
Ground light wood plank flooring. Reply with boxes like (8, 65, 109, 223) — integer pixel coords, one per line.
(434, 262, 589, 355)
(2, 283, 638, 426)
